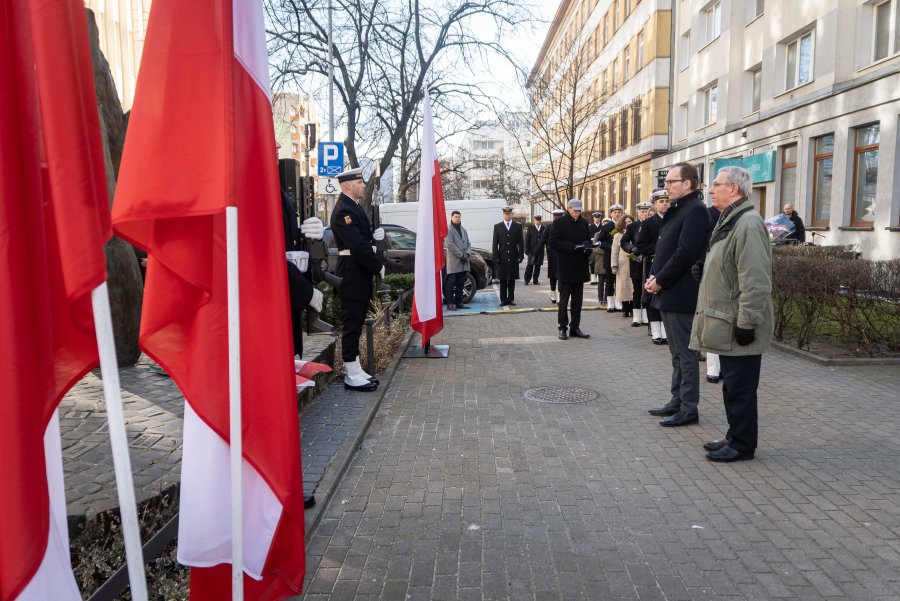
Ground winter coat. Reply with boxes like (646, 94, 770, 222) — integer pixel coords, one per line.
(610, 232, 633, 302)
(690, 198, 774, 356)
(330, 193, 383, 302)
(548, 213, 591, 284)
(524, 223, 547, 266)
(785, 211, 806, 243)
(492, 220, 524, 280)
(648, 190, 710, 313)
(445, 224, 472, 274)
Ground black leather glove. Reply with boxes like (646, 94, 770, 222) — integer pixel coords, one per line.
(691, 260, 704, 282)
(734, 326, 755, 346)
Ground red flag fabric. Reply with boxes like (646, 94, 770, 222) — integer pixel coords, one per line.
(111, 1, 305, 598)
(411, 89, 448, 346)
(0, 1, 110, 598)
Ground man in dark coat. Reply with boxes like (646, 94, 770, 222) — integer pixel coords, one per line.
(523, 215, 548, 285)
(600, 204, 623, 311)
(547, 208, 565, 303)
(492, 206, 524, 306)
(636, 190, 669, 343)
(587, 211, 603, 284)
(620, 200, 652, 327)
(645, 163, 710, 427)
(549, 198, 592, 340)
(330, 168, 384, 391)
(782, 203, 806, 243)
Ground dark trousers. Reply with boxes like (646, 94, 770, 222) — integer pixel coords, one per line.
(523, 263, 541, 283)
(719, 354, 762, 453)
(646, 304, 662, 322)
(499, 279, 516, 304)
(661, 310, 699, 413)
(602, 271, 616, 297)
(447, 271, 467, 305)
(557, 282, 584, 329)
(630, 270, 643, 309)
(549, 278, 557, 292)
(340, 299, 367, 362)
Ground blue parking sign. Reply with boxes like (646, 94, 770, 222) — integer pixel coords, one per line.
(318, 142, 344, 177)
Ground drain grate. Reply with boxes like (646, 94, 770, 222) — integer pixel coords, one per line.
(523, 386, 598, 404)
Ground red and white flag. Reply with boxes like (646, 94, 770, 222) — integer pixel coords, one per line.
(0, 1, 110, 598)
(111, 1, 305, 598)
(411, 89, 449, 347)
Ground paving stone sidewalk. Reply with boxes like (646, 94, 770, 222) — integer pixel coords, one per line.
(300, 281, 900, 601)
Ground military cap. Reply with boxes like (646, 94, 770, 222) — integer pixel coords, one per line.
(591, 212, 602, 218)
(337, 167, 364, 182)
(609, 203, 624, 212)
(651, 189, 670, 202)
(502, 206, 513, 213)
(552, 208, 565, 216)
(533, 215, 542, 221)
(636, 201, 653, 209)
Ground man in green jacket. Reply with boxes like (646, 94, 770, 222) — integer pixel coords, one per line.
(690, 166, 773, 462)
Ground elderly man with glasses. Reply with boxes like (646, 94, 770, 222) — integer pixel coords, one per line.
(644, 163, 710, 427)
(690, 166, 773, 462)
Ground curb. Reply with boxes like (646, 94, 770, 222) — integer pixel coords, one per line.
(302, 327, 414, 543)
(770, 340, 900, 366)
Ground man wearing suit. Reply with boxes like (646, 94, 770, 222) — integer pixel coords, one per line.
(492, 206, 524, 306)
(549, 198, 592, 340)
(523, 215, 547, 285)
(330, 168, 385, 391)
(645, 163, 710, 427)
(445, 210, 472, 310)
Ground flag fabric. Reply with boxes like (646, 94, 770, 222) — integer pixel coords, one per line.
(294, 360, 331, 390)
(111, 1, 305, 599)
(0, 1, 110, 598)
(411, 89, 449, 347)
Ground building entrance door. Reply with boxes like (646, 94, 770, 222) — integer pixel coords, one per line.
(752, 187, 766, 216)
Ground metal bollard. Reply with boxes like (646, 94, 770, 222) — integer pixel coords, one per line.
(383, 300, 392, 326)
(365, 317, 376, 375)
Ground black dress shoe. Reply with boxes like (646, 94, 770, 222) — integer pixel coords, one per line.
(648, 404, 679, 416)
(533, 281, 540, 285)
(659, 411, 699, 427)
(706, 375, 720, 383)
(458, 304, 470, 310)
(660, 338, 668, 345)
(569, 328, 590, 339)
(606, 307, 616, 313)
(652, 338, 665, 345)
(558, 329, 568, 340)
(631, 322, 642, 327)
(703, 439, 728, 452)
(508, 301, 516, 306)
(345, 380, 378, 391)
(523, 281, 529, 285)
(304, 494, 316, 508)
(706, 445, 754, 462)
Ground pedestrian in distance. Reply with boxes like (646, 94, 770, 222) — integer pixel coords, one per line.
(491, 206, 524, 306)
(610, 214, 635, 318)
(783, 203, 806, 244)
(523, 214, 548, 285)
(691, 166, 774, 462)
(329, 167, 385, 391)
(445, 210, 472, 311)
(644, 163, 710, 427)
(549, 198, 592, 340)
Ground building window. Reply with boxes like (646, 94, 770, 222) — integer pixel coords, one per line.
(702, 83, 718, 125)
(603, 14, 609, 46)
(637, 32, 645, 69)
(620, 107, 629, 148)
(852, 123, 880, 226)
(679, 30, 691, 70)
(678, 103, 688, 140)
(632, 168, 641, 207)
(600, 122, 608, 159)
(811, 134, 834, 226)
(291, 143, 299, 154)
(873, 0, 900, 62)
(624, 47, 630, 80)
(613, 0, 619, 30)
(612, 60, 618, 92)
(750, 67, 762, 113)
(474, 180, 489, 189)
(749, 0, 764, 22)
(780, 144, 797, 208)
(599, 180, 606, 205)
(609, 115, 618, 154)
(602, 69, 609, 97)
(624, 0, 631, 18)
(785, 31, 814, 90)
(609, 178, 617, 207)
(704, 2, 722, 45)
(632, 97, 642, 141)
(620, 173, 628, 209)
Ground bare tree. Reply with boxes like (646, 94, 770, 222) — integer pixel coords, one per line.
(485, 156, 526, 206)
(506, 35, 619, 210)
(265, 0, 531, 209)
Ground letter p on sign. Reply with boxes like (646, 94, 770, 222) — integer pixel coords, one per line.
(318, 142, 345, 177)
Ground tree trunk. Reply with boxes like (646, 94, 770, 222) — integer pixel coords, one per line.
(87, 9, 143, 365)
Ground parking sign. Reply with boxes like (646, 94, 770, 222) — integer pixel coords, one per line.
(317, 142, 344, 177)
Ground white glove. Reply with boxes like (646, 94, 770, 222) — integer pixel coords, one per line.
(372, 227, 385, 241)
(379, 265, 386, 278)
(299, 217, 324, 240)
(309, 288, 324, 313)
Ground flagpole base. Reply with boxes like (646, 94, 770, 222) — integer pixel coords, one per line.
(403, 344, 449, 358)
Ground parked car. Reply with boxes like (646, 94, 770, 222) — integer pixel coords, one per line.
(320, 224, 490, 304)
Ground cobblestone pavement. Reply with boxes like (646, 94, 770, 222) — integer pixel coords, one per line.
(60, 332, 336, 521)
(300, 282, 900, 600)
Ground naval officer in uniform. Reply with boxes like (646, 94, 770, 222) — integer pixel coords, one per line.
(329, 168, 385, 391)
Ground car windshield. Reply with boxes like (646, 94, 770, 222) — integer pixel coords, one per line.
(387, 230, 417, 250)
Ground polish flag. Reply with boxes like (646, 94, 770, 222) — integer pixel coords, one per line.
(111, 1, 305, 598)
(1, 1, 110, 598)
(411, 89, 448, 347)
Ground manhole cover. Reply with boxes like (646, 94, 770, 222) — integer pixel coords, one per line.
(523, 386, 598, 404)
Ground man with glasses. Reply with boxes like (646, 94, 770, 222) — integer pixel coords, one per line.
(690, 167, 773, 461)
(549, 198, 592, 340)
(644, 164, 710, 427)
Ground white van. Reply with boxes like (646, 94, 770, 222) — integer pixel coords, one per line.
(378, 198, 507, 251)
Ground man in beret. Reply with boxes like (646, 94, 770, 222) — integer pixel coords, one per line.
(330, 168, 385, 391)
(549, 198, 592, 340)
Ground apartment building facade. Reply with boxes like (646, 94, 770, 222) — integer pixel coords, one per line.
(84, 0, 151, 111)
(459, 116, 531, 205)
(529, 0, 673, 215)
(655, 0, 900, 259)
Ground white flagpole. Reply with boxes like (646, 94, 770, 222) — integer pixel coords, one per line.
(90, 283, 148, 601)
(226, 206, 244, 600)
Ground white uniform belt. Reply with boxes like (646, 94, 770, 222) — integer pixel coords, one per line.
(338, 249, 352, 256)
